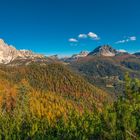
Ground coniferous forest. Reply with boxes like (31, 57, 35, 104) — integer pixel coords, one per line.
(0, 64, 140, 140)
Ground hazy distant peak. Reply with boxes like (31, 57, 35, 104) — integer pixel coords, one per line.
(88, 45, 125, 57)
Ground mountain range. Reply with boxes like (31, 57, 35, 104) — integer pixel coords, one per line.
(0, 38, 139, 64)
(1, 39, 140, 97)
(66, 45, 140, 96)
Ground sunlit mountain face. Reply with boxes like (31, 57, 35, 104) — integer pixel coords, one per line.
(0, 39, 45, 64)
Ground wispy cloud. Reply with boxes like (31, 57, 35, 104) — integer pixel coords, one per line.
(68, 38, 78, 42)
(115, 36, 136, 44)
(129, 36, 136, 41)
(88, 32, 100, 40)
(78, 34, 87, 39)
(115, 40, 126, 44)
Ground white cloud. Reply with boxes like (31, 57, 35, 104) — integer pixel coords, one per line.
(68, 38, 78, 42)
(78, 34, 87, 39)
(115, 36, 136, 44)
(129, 36, 136, 41)
(69, 32, 100, 43)
(115, 40, 126, 44)
(88, 32, 100, 40)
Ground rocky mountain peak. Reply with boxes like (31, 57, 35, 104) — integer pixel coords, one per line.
(0, 39, 5, 45)
(88, 45, 117, 56)
(0, 39, 44, 64)
(72, 51, 89, 58)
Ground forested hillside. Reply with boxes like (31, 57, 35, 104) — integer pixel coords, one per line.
(70, 54, 140, 96)
(0, 64, 140, 139)
(0, 48, 139, 139)
(0, 63, 110, 110)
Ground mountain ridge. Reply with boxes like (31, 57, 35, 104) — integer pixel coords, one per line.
(0, 39, 140, 65)
(61, 45, 134, 63)
(0, 39, 45, 64)
(88, 45, 118, 56)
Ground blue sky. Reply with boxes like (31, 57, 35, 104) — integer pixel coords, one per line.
(0, 0, 139, 56)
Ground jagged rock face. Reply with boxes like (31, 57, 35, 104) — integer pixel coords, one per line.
(61, 51, 89, 62)
(88, 45, 117, 57)
(72, 51, 89, 59)
(0, 39, 21, 63)
(0, 39, 44, 64)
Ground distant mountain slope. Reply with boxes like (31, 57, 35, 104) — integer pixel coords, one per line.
(61, 51, 89, 62)
(69, 45, 140, 96)
(7, 56, 58, 66)
(62, 45, 129, 63)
